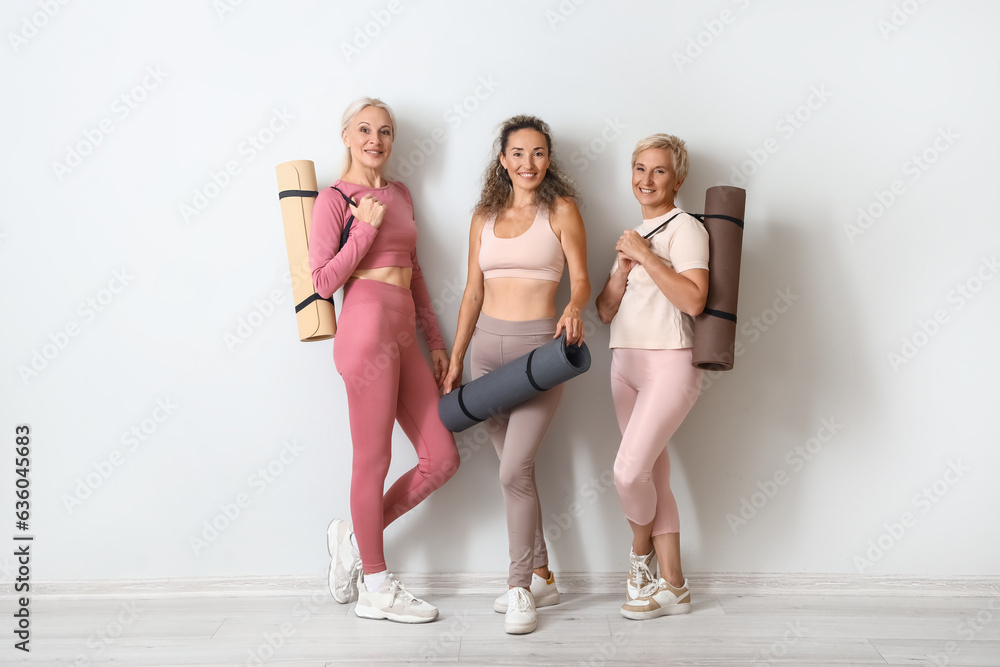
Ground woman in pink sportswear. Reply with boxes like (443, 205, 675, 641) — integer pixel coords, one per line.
(596, 133, 709, 621)
(309, 97, 459, 624)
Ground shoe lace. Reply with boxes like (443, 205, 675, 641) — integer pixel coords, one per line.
(389, 579, 425, 607)
(629, 552, 655, 589)
(509, 587, 531, 612)
(636, 577, 662, 599)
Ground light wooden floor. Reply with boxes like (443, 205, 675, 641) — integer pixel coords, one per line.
(7, 576, 1000, 666)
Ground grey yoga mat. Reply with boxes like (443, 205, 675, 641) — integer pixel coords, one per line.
(438, 332, 592, 432)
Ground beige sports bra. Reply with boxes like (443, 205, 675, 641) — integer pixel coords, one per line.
(479, 207, 565, 282)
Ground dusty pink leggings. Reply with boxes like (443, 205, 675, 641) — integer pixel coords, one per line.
(611, 347, 702, 536)
(334, 279, 460, 573)
(470, 314, 563, 588)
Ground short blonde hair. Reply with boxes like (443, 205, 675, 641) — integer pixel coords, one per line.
(340, 97, 396, 174)
(631, 133, 689, 183)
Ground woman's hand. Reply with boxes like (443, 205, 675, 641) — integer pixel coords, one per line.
(442, 358, 463, 394)
(349, 194, 386, 229)
(615, 251, 636, 276)
(555, 306, 585, 345)
(431, 349, 450, 391)
(615, 230, 653, 265)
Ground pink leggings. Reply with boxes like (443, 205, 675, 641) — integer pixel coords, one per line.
(611, 348, 702, 536)
(333, 279, 460, 573)
(470, 314, 563, 588)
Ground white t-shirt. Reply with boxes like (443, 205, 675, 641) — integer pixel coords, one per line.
(609, 208, 710, 350)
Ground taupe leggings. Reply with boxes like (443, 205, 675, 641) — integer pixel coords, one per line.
(470, 313, 564, 588)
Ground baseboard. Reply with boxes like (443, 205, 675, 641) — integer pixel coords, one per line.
(8, 572, 1000, 599)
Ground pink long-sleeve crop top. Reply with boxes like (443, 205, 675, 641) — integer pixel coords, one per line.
(308, 179, 445, 350)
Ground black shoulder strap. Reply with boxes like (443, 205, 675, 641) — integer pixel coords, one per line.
(642, 211, 684, 240)
(330, 186, 357, 250)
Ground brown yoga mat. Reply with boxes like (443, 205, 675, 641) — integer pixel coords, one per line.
(275, 160, 336, 341)
(691, 186, 746, 371)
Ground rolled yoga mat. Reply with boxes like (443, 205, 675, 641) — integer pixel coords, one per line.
(691, 185, 746, 371)
(439, 332, 592, 432)
(275, 159, 337, 342)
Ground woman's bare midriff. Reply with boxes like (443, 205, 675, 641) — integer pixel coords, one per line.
(349, 266, 412, 289)
(481, 277, 559, 321)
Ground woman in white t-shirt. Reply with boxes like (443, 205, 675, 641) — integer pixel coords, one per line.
(595, 133, 709, 620)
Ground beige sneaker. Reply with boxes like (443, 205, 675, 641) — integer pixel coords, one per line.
(326, 519, 362, 604)
(354, 574, 438, 623)
(620, 578, 691, 620)
(625, 550, 657, 601)
(494, 572, 560, 612)
(504, 587, 537, 634)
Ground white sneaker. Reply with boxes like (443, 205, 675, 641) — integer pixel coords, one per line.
(620, 577, 691, 620)
(625, 550, 657, 601)
(504, 587, 537, 634)
(326, 519, 362, 604)
(355, 574, 439, 623)
(493, 572, 560, 612)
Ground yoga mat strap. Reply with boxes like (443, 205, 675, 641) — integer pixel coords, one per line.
(330, 186, 356, 250)
(278, 189, 319, 199)
(295, 292, 335, 313)
(456, 385, 479, 422)
(695, 213, 744, 229)
(642, 211, 684, 240)
(702, 308, 737, 323)
(524, 348, 547, 392)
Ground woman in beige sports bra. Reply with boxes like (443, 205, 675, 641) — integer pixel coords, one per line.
(443, 115, 589, 635)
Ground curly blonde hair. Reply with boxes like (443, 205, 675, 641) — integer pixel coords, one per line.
(475, 115, 578, 217)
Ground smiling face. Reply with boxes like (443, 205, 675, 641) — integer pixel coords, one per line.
(632, 148, 683, 215)
(342, 105, 394, 172)
(499, 128, 550, 191)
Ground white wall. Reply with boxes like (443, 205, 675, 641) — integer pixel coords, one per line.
(2, 0, 998, 582)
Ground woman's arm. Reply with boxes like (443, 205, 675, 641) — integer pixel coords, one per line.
(442, 212, 488, 394)
(616, 231, 708, 316)
(595, 252, 636, 324)
(309, 189, 380, 299)
(551, 197, 590, 344)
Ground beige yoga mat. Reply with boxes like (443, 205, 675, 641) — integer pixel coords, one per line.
(275, 160, 336, 341)
(691, 186, 746, 371)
